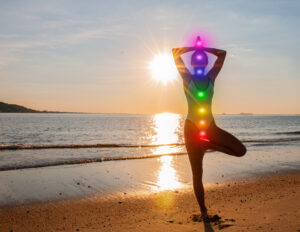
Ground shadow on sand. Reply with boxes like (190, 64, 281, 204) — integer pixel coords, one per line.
(191, 214, 235, 231)
(203, 221, 215, 232)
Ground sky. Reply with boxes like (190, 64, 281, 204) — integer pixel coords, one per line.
(0, 0, 299, 114)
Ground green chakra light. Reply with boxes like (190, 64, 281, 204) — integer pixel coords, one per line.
(197, 91, 206, 98)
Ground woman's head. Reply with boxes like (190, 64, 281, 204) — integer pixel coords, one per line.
(191, 50, 208, 76)
(191, 50, 208, 68)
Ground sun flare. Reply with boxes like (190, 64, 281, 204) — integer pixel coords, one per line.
(149, 53, 178, 84)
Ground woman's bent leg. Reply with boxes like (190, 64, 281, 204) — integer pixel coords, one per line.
(207, 122, 247, 157)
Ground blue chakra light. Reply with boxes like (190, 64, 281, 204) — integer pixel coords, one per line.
(196, 68, 203, 76)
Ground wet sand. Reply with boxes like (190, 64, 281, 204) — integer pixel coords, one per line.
(2, 148, 299, 207)
(1, 171, 299, 232)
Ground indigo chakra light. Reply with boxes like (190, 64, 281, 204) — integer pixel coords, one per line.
(195, 68, 204, 76)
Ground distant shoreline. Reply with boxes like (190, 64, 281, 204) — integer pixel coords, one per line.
(0, 101, 80, 114)
(0, 111, 85, 114)
(1, 112, 300, 116)
(1, 102, 299, 115)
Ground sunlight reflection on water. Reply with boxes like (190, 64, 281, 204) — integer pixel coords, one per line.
(150, 113, 183, 191)
(151, 113, 182, 155)
(151, 113, 180, 145)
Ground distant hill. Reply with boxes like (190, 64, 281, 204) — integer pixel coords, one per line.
(0, 102, 79, 113)
(0, 102, 41, 113)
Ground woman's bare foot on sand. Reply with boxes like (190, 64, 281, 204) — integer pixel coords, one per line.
(201, 209, 209, 221)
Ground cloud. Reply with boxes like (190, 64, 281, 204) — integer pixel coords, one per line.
(0, 56, 18, 69)
(0, 24, 125, 48)
(39, 19, 90, 30)
(66, 25, 126, 43)
(0, 39, 46, 51)
(224, 44, 254, 58)
(0, 34, 22, 39)
(0, 23, 127, 69)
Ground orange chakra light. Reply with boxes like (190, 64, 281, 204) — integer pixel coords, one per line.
(199, 120, 205, 125)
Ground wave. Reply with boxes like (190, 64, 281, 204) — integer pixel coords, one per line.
(274, 131, 300, 135)
(243, 137, 300, 143)
(0, 152, 188, 171)
(0, 137, 299, 171)
(1, 137, 300, 151)
(0, 143, 184, 150)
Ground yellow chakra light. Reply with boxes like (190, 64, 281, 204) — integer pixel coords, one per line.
(199, 107, 205, 114)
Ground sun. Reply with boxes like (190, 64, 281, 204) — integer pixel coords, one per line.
(149, 53, 178, 84)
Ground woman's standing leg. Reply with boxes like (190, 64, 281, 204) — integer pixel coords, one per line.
(184, 120, 208, 217)
(188, 149, 207, 217)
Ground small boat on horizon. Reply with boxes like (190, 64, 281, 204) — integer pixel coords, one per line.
(240, 112, 253, 115)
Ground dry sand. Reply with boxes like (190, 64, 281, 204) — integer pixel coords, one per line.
(1, 172, 299, 232)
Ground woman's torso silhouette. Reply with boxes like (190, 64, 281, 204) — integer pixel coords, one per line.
(184, 75, 214, 133)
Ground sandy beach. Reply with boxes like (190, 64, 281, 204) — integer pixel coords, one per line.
(1, 171, 299, 232)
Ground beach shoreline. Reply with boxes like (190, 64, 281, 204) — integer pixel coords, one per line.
(1, 171, 299, 232)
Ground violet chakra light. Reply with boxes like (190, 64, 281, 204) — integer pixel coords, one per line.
(191, 37, 207, 76)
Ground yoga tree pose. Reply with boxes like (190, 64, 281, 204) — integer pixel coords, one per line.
(172, 36, 246, 220)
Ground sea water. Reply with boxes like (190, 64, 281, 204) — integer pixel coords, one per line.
(0, 113, 299, 171)
(0, 113, 299, 205)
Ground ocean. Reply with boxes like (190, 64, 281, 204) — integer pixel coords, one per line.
(0, 113, 299, 171)
(1, 113, 300, 205)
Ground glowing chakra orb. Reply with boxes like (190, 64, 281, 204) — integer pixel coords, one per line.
(199, 107, 205, 113)
(196, 55, 202, 60)
(199, 120, 205, 125)
(195, 36, 203, 48)
(196, 69, 203, 75)
(198, 91, 205, 98)
(196, 41, 202, 47)
(200, 131, 206, 137)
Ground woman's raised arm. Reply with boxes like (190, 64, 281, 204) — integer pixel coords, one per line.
(203, 48, 226, 84)
(172, 47, 195, 80)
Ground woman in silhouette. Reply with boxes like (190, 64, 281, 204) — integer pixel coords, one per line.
(172, 37, 246, 220)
